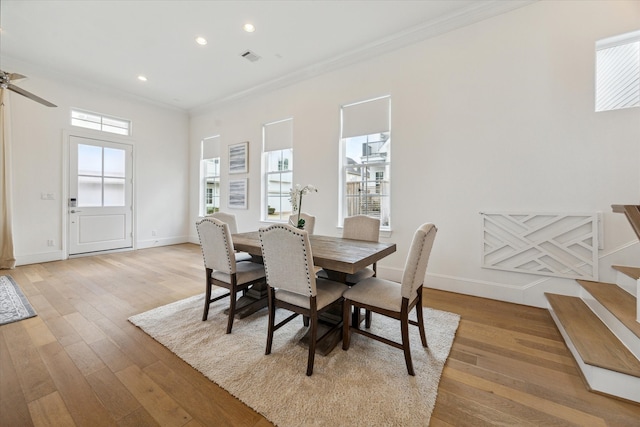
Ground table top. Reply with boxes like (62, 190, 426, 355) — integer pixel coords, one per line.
(232, 231, 396, 275)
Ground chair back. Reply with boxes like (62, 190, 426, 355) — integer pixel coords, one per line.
(400, 223, 437, 300)
(259, 224, 317, 297)
(196, 217, 236, 274)
(343, 215, 380, 242)
(209, 211, 239, 234)
(288, 212, 316, 234)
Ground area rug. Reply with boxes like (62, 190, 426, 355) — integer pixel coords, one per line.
(0, 275, 37, 326)
(129, 291, 460, 426)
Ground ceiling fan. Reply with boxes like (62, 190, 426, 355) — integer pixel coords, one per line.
(0, 70, 57, 107)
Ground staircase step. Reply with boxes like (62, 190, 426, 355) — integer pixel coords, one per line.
(545, 293, 640, 378)
(577, 280, 640, 340)
(612, 265, 640, 280)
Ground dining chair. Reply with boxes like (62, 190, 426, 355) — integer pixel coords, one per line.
(259, 224, 348, 376)
(317, 215, 380, 327)
(209, 211, 252, 262)
(288, 212, 316, 234)
(196, 217, 267, 333)
(342, 223, 437, 376)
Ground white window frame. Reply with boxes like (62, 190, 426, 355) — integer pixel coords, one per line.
(201, 136, 221, 216)
(339, 96, 391, 230)
(202, 158, 221, 215)
(262, 118, 293, 222)
(595, 30, 640, 112)
(71, 108, 132, 136)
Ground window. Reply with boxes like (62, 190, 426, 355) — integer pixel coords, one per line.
(340, 96, 391, 228)
(202, 136, 221, 215)
(263, 119, 293, 221)
(77, 143, 126, 207)
(71, 109, 131, 135)
(596, 30, 640, 112)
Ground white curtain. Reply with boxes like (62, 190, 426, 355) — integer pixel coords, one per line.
(0, 88, 16, 269)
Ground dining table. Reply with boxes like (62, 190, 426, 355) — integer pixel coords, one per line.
(231, 231, 397, 354)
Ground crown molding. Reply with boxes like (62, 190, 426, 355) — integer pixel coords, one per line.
(190, 0, 537, 115)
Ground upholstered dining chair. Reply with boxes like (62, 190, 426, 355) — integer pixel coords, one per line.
(288, 212, 316, 234)
(209, 211, 252, 262)
(259, 224, 348, 376)
(317, 215, 380, 327)
(342, 223, 437, 376)
(196, 217, 266, 334)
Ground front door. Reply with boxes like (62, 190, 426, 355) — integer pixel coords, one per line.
(68, 136, 133, 255)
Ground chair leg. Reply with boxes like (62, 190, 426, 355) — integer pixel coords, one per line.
(265, 288, 275, 355)
(202, 280, 211, 321)
(365, 310, 372, 328)
(226, 289, 236, 334)
(416, 292, 428, 348)
(342, 299, 351, 350)
(401, 310, 415, 376)
(303, 315, 310, 327)
(307, 315, 318, 376)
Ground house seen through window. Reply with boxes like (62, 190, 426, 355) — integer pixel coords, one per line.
(263, 118, 293, 221)
(340, 96, 391, 228)
(201, 136, 221, 215)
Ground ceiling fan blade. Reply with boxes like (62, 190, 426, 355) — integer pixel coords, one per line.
(7, 84, 57, 107)
(8, 73, 26, 81)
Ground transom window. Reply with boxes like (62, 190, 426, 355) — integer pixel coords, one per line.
(263, 118, 293, 221)
(340, 96, 391, 228)
(71, 109, 131, 136)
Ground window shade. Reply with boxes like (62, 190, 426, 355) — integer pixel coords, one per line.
(202, 135, 220, 159)
(264, 118, 293, 152)
(596, 32, 640, 112)
(342, 96, 390, 138)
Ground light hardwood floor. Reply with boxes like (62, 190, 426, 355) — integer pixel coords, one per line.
(1, 244, 639, 426)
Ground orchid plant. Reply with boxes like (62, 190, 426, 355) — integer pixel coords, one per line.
(289, 184, 317, 229)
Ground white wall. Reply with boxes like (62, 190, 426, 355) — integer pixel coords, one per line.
(3, 58, 190, 265)
(190, 1, 640, 307)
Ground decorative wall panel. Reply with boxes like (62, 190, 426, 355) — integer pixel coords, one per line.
(481, 212, 598, 280)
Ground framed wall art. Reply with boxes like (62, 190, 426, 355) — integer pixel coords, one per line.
(229, 141, 248, 174)
(228, 178, 248, 209)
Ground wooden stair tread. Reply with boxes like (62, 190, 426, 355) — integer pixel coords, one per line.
(545, 293, 640, 378)
(612, 204, 640, 241)
(577, 280, 640, 340)
(612, 265, 640, 280)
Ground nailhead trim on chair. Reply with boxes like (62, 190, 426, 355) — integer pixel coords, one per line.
(197, 217, 234, 274)
(259, 224, 314, 295)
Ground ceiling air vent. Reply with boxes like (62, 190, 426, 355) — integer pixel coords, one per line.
(241, 50, 261, 62)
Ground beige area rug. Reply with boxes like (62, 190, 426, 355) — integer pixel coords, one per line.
(129, 290, 460, 426)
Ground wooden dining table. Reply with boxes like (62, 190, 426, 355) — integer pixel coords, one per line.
(232, 231, 397, 283)
(232, 231, 397, 354)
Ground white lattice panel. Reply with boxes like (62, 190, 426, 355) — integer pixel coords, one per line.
(481, 212, 599, 280)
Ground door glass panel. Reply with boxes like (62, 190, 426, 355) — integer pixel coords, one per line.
(104, 178, 125, 206)
(78, 144, 102, 176)
(78, 176, 103, 207)
(104, 147, 125, 177)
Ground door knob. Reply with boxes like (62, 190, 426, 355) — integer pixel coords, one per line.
(70, 210, 83, 213)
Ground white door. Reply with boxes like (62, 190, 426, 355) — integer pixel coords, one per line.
(68, 136, 133, 255)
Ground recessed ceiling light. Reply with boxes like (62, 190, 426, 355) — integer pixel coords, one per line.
(195, 36, 208, 45)
(137, 75, 148, 82)
(243, 23, 255, 33)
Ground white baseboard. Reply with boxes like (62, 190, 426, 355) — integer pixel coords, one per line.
(137, 236, 189, 249)
(16, 250, 65, 266)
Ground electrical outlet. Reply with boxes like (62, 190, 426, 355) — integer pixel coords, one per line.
(151, 230, 157, 237)
(47, 239, 54, 247)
